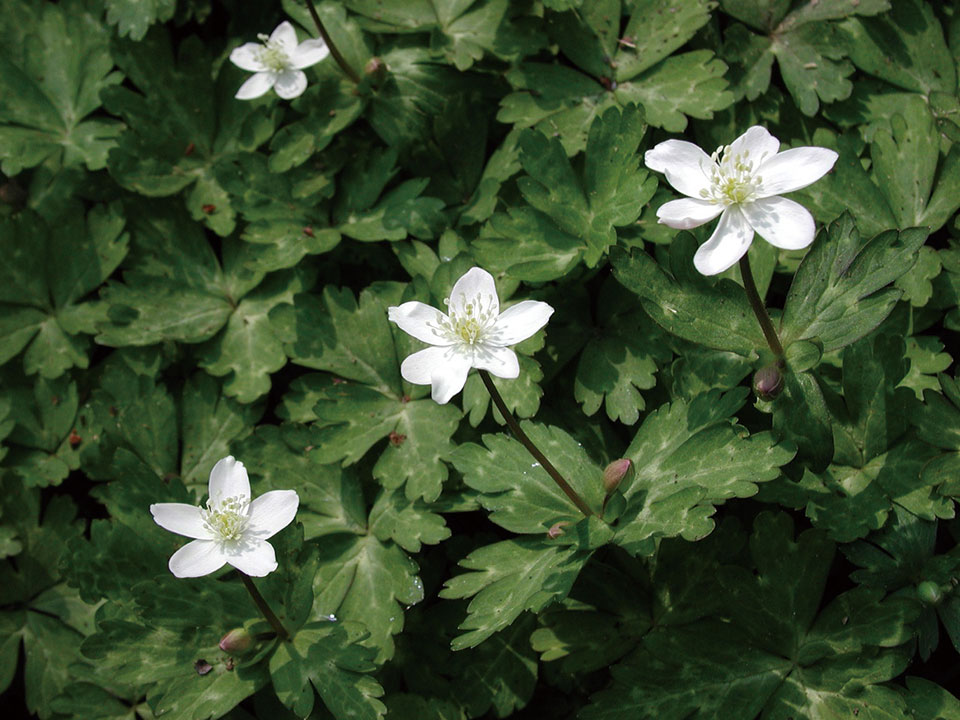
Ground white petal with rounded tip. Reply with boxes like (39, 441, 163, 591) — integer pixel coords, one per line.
(247, 490, 300, 539)
(727, 126, 779, 165)
(150, 503, 210, 539)
(694, 207, 755, 276)
(273, 70, 308, 99)
(742, 196, 817, 250)
(269, 21, 298, 52)
(400, 346, 472, 404)
(448, 267, 499, 318)
(290, 38, 329, 69)
(226, 540, 278, 577)
(208, 456, 251, 504)
(169, 540, 227, 578)
(235, 72, 275, 100)
(492, 300, 554, 346)
(644, 140, 714, 199)
(474, 345, 520, 379)
(388, 302, 454, 345)
(229, 43, 267, 72)
(656, 197, 724, 230)
(755, 146, 838, 197)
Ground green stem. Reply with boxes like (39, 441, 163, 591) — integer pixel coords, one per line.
(238, 571, 290, 641)
(478, 369, 593, 518)
(739, 253, 784, 357)
(303, 0, 362, 84)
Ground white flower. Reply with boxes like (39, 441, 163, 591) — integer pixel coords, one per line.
(387, 267, 554, 404)
(229, 21, 329, 100)
(644, 126, 838, 276)
(150, 456, 299, 578)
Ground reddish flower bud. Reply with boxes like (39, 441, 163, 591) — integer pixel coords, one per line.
(219, 628, 253, 655)
(547, 521, 571, 539)
(364, 56, 387, 82)
(602, 459, 631, 494)
(753, 364, 784, 401)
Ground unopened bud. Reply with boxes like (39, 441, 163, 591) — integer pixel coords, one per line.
(917, 580, 943, 606)
(364, 57, 387, 84)
(753, 364, 784, 401)
(547, 521, 571, 539)
(602, 459, 631, 494)
(219, 628, 253, 655)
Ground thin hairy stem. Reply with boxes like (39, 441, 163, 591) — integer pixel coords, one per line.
(304, 0, 362, 84)
(238, 571, 290, 641)
(739, 253, 784, 357)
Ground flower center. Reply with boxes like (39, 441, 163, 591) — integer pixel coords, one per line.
(257, 34, 291, 72)
(701, 145, 765, 206)
(436, 292, 498, 346)
(201, 494, 250, 542)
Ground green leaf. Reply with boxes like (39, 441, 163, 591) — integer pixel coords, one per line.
(769, 367, 834, 471)
(615, 0, 715, 80)
(610, 239, 766, 357)
(617, 50, 734, 131)
(105, 0, 176, 40)
(269, 622, 385, 720)
(452, 422, 606, 533)
(842, 0, 956, 95)
(900, 677, 960, 718)
(574, 280, 670, 423)
(0, 205, 128, 378)
(368, 488, 451, 553)
(0, 0, 123, 174)
(897, 246, 941, 307)
(614, 390, 794, 555)
(440, 538, 589, 649)
(430, 0, 545, 71)
(313, 533, 425, 662)
(515, 104, 653, 266)
(779, 213, 926, 352)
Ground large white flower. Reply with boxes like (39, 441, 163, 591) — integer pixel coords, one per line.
(387, 267, 554, 404)
(150, 456, 298, 578)
(644, 126, 838, 275)
(229, 21, 329, 100)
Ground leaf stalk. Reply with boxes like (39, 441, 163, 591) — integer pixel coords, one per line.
(478, 369, 594, 518)
(238, 571, 290, 641)
(739, 253, 784, 357)
(303, 0, 362, 84)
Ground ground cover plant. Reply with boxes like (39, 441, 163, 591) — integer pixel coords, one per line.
(4, 0, 960, 718)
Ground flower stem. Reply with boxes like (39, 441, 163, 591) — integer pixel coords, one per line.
(739, 253, 784, 357)
(237, 571, 290, 641)
(478, 369, 593, 518)
(303, 0, 362, 84)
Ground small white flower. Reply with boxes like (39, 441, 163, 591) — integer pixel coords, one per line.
(229, 21, 329, 100)
(387, 267, 554, 404)
(644, 126, 838, 275)
(150, 456, 299, 578)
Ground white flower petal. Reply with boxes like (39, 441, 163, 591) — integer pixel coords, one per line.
(656, 197, 724, 230)
(290, 38, 329, 69)
(644, 140, 714, 199)
(269, 21, 298, 52)
(235, 72, 275, 100)
(229, 42, 267, 72)
(150, 503, 210, 539)
(727, 126, 780, 165)
(742, 196, 817, 250)
(168, 540, 228, 578)
(388, 301, 454, 346)
(756, 146, 838, 197)
(473, 345, 520, 379)
(492, 300, 554, 346)
(225, 539, 278, 577)
(448, 267, 500, 318)
(400, 346, 472, 404)
(209, 456, 251, 505)
(273, 69, 308, 99)
(247, 490, 299, 539)
(693, 206, 754, 276)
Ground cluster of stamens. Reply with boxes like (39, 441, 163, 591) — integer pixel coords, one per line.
(699, 145, 765, 206)
(256, 34, 291, 72)
(433, 292, 498, 346)
(201, 494, 250, 542)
